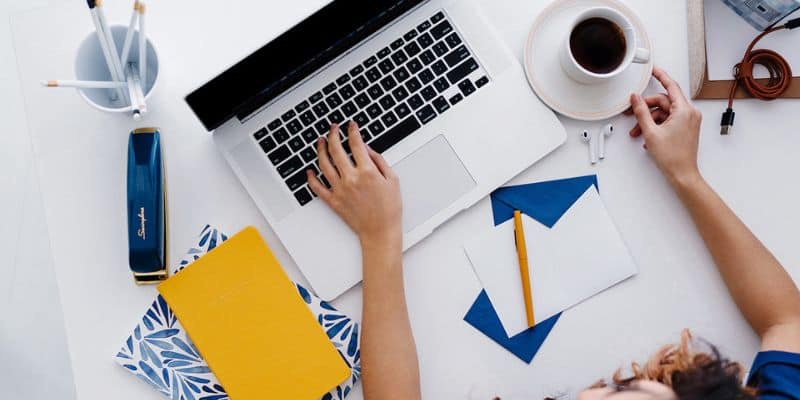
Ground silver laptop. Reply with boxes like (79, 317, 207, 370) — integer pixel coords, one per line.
(185, 0, 566, 300)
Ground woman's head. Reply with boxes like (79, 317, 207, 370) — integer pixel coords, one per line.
(576, 330, 756, 400)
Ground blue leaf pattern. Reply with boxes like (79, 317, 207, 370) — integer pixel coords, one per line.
(115, 225, 360, 400)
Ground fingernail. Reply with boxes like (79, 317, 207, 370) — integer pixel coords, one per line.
(630, 93, 638, 103)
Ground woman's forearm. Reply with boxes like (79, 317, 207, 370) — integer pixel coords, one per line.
(672, 174, 800, 346)
(360, 235, 421, 400)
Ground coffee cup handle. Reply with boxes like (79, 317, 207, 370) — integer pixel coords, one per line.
(633, 47, 650, 64)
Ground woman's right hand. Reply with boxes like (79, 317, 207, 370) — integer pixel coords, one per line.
(626, 67, 703, 187)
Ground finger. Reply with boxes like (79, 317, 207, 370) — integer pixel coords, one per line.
(623, 106, 634, 116)
(327, 124, 353, 173)
(652, 109, 669, 124)
(307, 169, 332, 202)
(652, 66, 688, 106)
(630, 93, 657, 133)
(317, 137, 340, 186)
(347, 122, 371, 168)
(367, 146, 396, 180)
(630, 125, 642, 137)
(644, 93, 671, 112)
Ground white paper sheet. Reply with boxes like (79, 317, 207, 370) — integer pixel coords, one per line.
(464, 188, 638, 337)
(705, 0, 800, 81)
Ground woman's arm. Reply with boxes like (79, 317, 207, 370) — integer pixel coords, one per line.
(307, 122, 421, 400)
(629, 67, 800, 352)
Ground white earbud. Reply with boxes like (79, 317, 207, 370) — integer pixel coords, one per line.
(581, 130, 598, 164)
(598, 124, 614, 160)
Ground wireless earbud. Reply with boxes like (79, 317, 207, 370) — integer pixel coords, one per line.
(581, 129, 597, 164)
(598, 124, 614, 159)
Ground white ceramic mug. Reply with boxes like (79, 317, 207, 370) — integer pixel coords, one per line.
(74, 25, 159, 113)
(560, 7, 650, 85)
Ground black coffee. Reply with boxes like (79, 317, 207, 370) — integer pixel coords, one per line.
(569, 17, 626, 74)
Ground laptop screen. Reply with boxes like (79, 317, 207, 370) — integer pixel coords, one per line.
(185, 0, 426, 131)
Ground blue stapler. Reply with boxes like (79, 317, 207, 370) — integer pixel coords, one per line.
(127, 128, 168, 284)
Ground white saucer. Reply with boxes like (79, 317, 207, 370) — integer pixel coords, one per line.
(524, 0, 654, 121)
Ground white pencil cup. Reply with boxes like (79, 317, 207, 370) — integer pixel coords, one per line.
(74, 24, 159, 113)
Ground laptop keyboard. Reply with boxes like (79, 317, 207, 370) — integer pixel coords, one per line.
(252, 11, 490, 206)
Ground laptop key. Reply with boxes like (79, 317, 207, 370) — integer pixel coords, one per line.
(378, 59, 395, 74)
(433, 96, 450, 113)
(379, 94, 396, 110)
(294, 187, 313, 206)
(322, 82, 337, 95)
(392, 86, 410, 101)
(288, 136, 305, 152)
(342, 101, 358, 116)
(394, 103, 411, 119)
(421, 86, 437, 101)
(367, 103, 383, 119)
(360, 128, 372, 142)
(404, 41, 421, 58)
(391, 51, 408, 66)
(419, 50, 436, 65)
(281, 109, 296, 122)
(417, 20, 432, 33)
(268, 145, 291, 165)
(431, 20, 453, 40)
(367, 84, 384, 100)
(315, 120, 331, 135)
(393, 66, 410, 83)
(405, 76, 422, 93)
(267, 118, 282, 131)
(380, 76, 397, 91)
(408, 94, 424, 110)
(433, 41, 449, 57)
(445, 32, 462, 48)
(363, 55, 378, 67)
(449, 93, 464, 105)
(354, 93, 371, 108)
(444, 45, 470, 67)
(286, 169, 309, 191)
(277, 155, 303, 178)
(366, 67, 382, 82)
(309, 91, 323, 103)
(381, 111, 398, 127)
(475, 75, 489, 88)
(274, 127, 291, 143)
(407, 58, 423, 74)
(254, 127, 269, 141)
(431, 60, 448, 76)
(353, 111, 370, 127)
(390, 38, 404, 50)
(431, 11, 445, 23)
(447, 58, 478, 84)
(404, 30, 418, 41)
(301, 128, 317, 144)
(369, 116, 422, 154)
(339, 84, 356, 100)
(336, 74, 350, 85)
(417, 32, 434, 48)
(300, 146, 316, 162)
(459, 79, 477, 97)
(419, 69, 435, 84)
(287, 119, 303, 134)
(328, 109, 344, 124)
(416, 104, 437, 124)
(295, 100, 310, 113)
(377, 46, 391, 58)
(326, 93, 343, 109)
(259, 136, 277, 153)
(353, 76, 369, 91)
(433, 77, 450, 92)
(299, 110, 316, 126)
(368, 120, 385, 136)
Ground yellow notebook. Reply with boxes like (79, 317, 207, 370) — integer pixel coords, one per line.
(157, 226, 349, 400)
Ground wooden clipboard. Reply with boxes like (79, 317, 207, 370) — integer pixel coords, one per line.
(687, 0, 800, 99)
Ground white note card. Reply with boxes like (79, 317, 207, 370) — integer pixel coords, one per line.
(464, 188, 638, 337)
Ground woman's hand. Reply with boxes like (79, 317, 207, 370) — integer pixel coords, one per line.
(307, 122, 402, 247)
(626, 67, 703, 188)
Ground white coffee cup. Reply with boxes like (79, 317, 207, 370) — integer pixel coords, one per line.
(560, 7, 650, 85)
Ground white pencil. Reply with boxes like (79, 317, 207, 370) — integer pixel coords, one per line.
(87, 0, 127, 104)
(41, 80, 127, 89)
(138, 3, 147, 88)
(94, 0, 127, 97)
(125, 64, 146, 119)
(120, 1, 140, 67)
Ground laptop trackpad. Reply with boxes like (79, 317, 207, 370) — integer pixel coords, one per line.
(393, 135, 476, 233)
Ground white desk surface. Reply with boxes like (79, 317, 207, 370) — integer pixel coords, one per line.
(2, 0, 799, 399)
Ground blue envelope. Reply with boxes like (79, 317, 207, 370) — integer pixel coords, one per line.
(463, 175, 599, 363)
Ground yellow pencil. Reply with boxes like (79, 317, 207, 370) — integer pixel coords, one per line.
(513, 210, 535, 328)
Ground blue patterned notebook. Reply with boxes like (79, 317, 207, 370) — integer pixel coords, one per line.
(115, 225, 361, 400)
